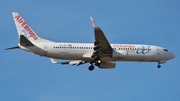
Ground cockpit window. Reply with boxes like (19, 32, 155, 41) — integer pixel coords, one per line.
(164, 49, 168, 52)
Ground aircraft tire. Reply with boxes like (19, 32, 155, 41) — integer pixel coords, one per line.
(157, 65, 161, 68)
(89, 65, 94, 71)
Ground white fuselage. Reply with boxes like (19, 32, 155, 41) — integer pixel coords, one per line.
(19, 42, 174, 63)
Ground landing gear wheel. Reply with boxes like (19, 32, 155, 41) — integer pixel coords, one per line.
(157, 65, 161, 68)
(88, 65, 94, 71)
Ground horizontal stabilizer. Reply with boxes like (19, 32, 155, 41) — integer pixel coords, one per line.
(5, 46, 20, 50)
(20, 35, 33, 46)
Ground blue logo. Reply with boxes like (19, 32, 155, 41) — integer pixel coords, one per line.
(21, 30, 29, 38)
(136, 46, 150, 54)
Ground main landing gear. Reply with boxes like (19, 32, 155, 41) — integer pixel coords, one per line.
(88, 59, 101, 71)
(88, 65, 94, 71)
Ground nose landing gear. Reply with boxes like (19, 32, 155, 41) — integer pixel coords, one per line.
(157, 64, 161, 68)
(157, 61, 166, 68)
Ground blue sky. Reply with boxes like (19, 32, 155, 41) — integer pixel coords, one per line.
(0, 0, 180, 101)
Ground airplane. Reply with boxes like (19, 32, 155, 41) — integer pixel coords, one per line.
(6, 12, 175, 71)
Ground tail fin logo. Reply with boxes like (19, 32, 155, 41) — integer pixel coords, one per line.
(14, 15, 38, 40)
(21, 30, 29, 38)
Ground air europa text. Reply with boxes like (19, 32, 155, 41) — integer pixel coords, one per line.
(14, 15, 38, 40)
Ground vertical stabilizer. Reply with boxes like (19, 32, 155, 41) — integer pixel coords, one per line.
(12, 12, 42, 42)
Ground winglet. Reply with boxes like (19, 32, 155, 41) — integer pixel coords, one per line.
(50, 58, 58, 64)
(90, 17, 99, 28)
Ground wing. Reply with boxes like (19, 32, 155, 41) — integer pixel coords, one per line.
(90, 17, 112, 51)
(50, 58, 87, 66)
(90, 17, 112, 58)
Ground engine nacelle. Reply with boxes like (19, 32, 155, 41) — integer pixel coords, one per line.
(99, 61, 116, 68)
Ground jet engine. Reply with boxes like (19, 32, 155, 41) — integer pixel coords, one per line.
(99, 61, 116, 68)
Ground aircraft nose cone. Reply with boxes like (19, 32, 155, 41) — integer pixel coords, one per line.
(170, 53, 175, 59)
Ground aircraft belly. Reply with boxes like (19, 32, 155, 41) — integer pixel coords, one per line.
(115, 53, 157, 62)
(48, 49, 93, 60)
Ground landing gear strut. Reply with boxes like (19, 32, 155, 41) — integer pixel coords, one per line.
(157, 61, 165, 69)
(95, 59, 101, 67)
(88, 65, 94, 71)
(88, 59, 101, 71)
